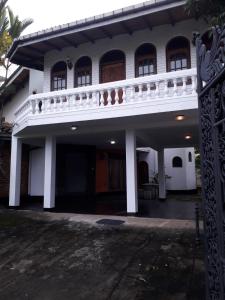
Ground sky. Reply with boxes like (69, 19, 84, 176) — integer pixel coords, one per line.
(7, 0, 144, 35)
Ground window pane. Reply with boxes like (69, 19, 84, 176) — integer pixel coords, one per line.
(139, 66, 143, 76)
(176, 59, 181, 69)
(170, 61, 175, 70)
(144, 65, 148, 74)
(182, 58, 187, 68)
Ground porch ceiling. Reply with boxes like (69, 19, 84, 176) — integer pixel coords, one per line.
(7, 0, 191, 70)
(21, 109, 199, 150)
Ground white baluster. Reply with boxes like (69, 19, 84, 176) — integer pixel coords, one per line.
(182, 77, 187, 95)
(147, 83, 151, 100)
(100, 90, 104, 106)
(53, 97, 57, 111)
(122, 87, 126, 103)
(138, 84, 143, 101)
(42, 98, 46, 113)
(192, 75, 196, 95)
(61, 96, 65, 110)
(115, 88, 119, 105)
(35, 99, 39, 114)
(155, 81, 159, 98)
(164, 80, 168, 98)
(173, 79, 177, 97)
(29, 99, 34, 115)
(130, 86, 134, 102)
(92, 91, 97, 106)
(79, 93, 82, 107)
(86, 92, 90, 106)
(71, 94, 76, 108)
(107, 89, 112, 106)
(66, 95, 70, 110)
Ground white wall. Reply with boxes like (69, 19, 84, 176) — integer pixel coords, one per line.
(165, 147, 196, 190)
(29, 69, 44, 95)
(3, 69, 44, 123)
(3, 81, 29, 123)
(43, 19, 206, 92)
(29, 148, 45, 196)
(138, 147, 196, 191)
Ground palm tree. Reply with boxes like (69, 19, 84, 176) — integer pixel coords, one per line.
(7, 6, 33, 39)
(0, 0, 8, 37)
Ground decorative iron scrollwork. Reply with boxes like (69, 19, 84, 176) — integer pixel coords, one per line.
(197, 26, 225, 87)
(197, 26, 225, 299)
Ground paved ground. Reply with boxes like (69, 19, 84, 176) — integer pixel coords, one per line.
(1, 191, 202, 220)
(0, 209, 205, 300)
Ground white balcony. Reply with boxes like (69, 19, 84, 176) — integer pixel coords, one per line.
(14, 68, 197, 135)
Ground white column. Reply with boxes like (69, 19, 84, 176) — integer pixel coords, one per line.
(44, 136, 56, 209)
(9, 136, 22, 207)
(126, 129, 138, 213)
(158, 149, 166, 199)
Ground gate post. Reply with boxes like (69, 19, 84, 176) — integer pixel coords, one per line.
(197, 26, 225, 299)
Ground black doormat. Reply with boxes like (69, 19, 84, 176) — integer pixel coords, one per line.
(96, 219, 125, 226)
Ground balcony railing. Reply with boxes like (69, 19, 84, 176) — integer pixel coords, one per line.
(15, 68, 197, 127)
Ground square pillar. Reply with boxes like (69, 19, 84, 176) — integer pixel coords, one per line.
(126, 129, 138, 213)
(44, 136, 56, 209)
(158, 149, 166, 199)
(9, 136, 22, 207)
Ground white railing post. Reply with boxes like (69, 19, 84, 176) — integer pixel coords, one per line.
(100, 90, 104, 106)
(115, 88, 119, 105)
(122, 87, 126, 103)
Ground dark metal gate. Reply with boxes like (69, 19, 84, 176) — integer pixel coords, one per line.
(197, 26, 225, 299)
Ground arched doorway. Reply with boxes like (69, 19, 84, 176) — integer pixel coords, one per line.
(138, 161, 149, 186)
(100, 50, 125, 104)
(100, 50, 125, 83)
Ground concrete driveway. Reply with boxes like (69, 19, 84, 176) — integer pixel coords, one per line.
(0, 210, 205, 300)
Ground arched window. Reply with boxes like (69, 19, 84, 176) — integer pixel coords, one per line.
(188, 152, 192, 162)
(51, 61, 67, 91)
(100, 50, 125, 83)
(166, 37, 190, 72)
(75, 56, 92, 87)
(172, 156, 183, 168)
(135, 43, 157, 77)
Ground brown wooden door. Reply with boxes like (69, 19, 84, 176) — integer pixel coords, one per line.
(101, 62, 125, 104)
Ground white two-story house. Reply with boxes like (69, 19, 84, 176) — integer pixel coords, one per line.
(6, 0, 205, 213)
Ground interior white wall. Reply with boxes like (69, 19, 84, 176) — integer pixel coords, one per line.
(29, 148, 45, 196)
(43, 18, 206, 92)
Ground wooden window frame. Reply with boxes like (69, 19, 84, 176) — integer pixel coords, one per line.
(135, 44, 157, 78)
(51, 62, 67, 91)
(166, 37, 191, 72)
(74, 57, 92, 88)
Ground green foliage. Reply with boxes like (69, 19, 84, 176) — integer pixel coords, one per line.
(0, 0, 33, 80)
(186, 0, 225, 26)
(7, 6, 33, 39)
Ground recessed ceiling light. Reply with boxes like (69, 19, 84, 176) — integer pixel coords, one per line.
(71, 125, 78, 131)
(175, 115, 185, 121)
(110, 140, 116, 145)
(185, 135, 192, 140)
